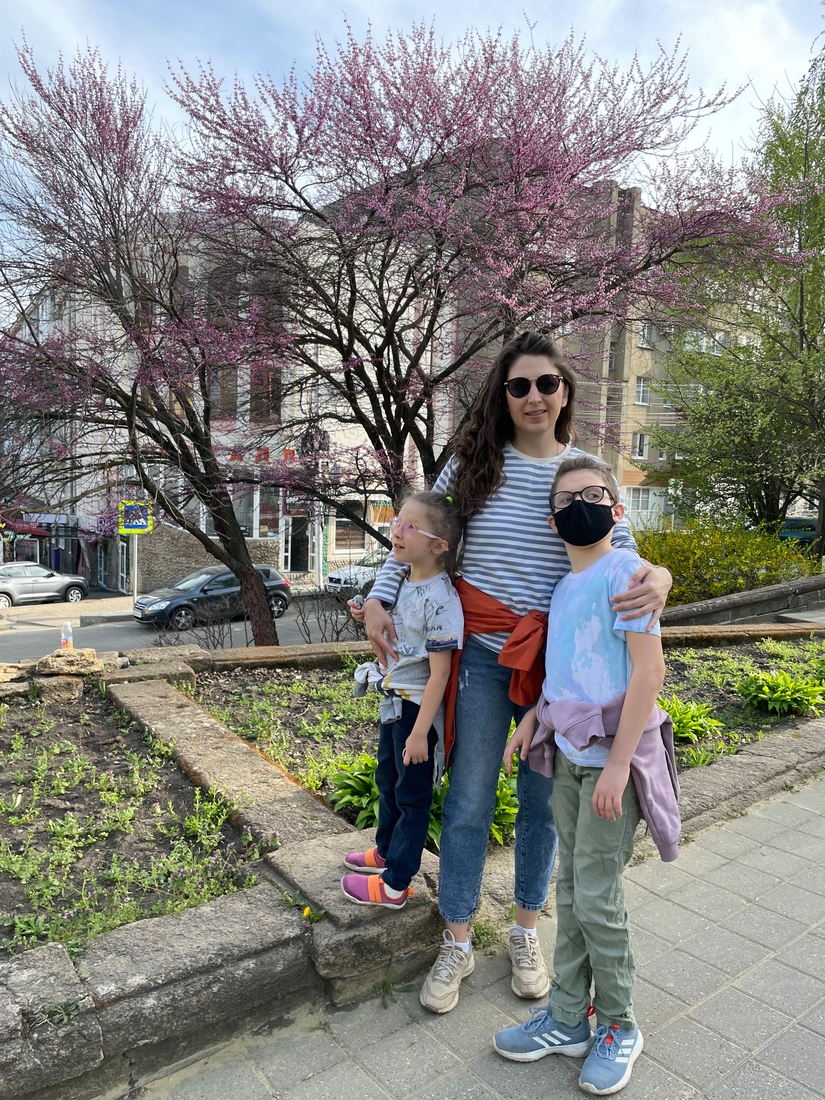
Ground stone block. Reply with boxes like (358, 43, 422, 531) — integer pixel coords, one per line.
(0, 680, 30, 702)
(104, 662, 197, 690)
(0, 943, 103, 1100)
(0, 664, 26, 683)
(120, 644, 207, 665)
(209, 641, 370, 673)
(96, 651, 129, 672)
(35, 649, 105, 677)
(34, 675, 85, 703)
(83, 886, 316, 1054)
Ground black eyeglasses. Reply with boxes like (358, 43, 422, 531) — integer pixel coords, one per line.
(503, 374, 565, 399)
(550, 485, 616, 512)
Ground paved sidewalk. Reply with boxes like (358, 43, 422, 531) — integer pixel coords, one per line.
(135, 778, 825, 1100)
(0, 594, 133, 629)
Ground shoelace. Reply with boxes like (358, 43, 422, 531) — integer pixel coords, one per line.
(591, 1024, 621, 1060)
(523, 1005, 557, 1034)
(510, 931, 538, 970)
(431, 941, 468, 983)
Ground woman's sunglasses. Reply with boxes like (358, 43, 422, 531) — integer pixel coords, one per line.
(503, 374, 565, 399)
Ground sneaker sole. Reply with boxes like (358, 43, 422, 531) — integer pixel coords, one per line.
(339, 878, 408, 909)
(342, 860, 384, 873)
(578, 1033, 644, 1095)
(510, 974, 551, 999)
(493, 1036, 593, 1062)
(419, 952, 476, 1014)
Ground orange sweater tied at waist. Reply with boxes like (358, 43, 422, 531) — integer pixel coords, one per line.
(444, 578, 548, 763)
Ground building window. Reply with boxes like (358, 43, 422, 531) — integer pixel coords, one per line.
(335, 500, 366, 553)
(259, 487, 280, 539)
(635, 377, 651, 405)
(608, 343, 617, 374)
(631, 433, 649, 460)
(627, 487, 651, 513)
(250, 362, 281, 423)
(638, 321, 655, 348)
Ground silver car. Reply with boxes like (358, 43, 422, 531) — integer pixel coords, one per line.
(0, 563, 89, 608)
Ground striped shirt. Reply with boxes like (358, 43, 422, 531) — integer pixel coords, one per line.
(370, 443, 637, 653)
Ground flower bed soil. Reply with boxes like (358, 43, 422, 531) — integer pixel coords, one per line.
(0, 687, 269, 960)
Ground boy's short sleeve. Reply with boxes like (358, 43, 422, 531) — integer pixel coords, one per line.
(610, 553, 661, 638)
(424, 580, 464, 652)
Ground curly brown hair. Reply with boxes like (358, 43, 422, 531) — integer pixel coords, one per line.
(450, 331, 577, 521)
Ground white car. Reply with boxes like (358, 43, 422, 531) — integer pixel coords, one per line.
(324, 549, 388, 594)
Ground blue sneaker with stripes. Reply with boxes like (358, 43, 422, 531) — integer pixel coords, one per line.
(578, 1024, 643, 1095)
(493, 1006, 593, 1062)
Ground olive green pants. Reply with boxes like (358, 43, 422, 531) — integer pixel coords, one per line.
(548, 749, 642, 1030)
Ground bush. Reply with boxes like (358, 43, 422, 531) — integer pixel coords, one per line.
(633, 519, 820, 607)
(737, 671, 825, 717)
(328, 754, 519, 849)
(658, 695, 722, 743)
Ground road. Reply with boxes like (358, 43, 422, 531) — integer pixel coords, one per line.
(0, 606, 315, 662)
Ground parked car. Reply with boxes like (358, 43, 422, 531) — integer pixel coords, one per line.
(133, 564, 291, 630)
(0, 563, 88, 609)
(778, 518, 818, 545)
(324, 548, 389, 595)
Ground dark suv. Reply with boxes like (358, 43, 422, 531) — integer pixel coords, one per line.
(133, 564, 291, 630)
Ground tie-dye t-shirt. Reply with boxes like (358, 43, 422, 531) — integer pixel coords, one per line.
(542, 548, 661, 768)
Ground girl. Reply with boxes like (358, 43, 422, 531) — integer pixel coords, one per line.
(357, 331, 672, 1010)
(341, 491, 463, 909)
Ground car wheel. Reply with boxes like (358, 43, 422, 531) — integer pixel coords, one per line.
(269, 594, 288, 619)
(169, 607, 195, 631)
(64, 586, 85, 603)
(0, 594, 11, 610)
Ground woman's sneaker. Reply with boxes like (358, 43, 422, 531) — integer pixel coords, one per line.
(578, 1025, 643, 1095)
(340, 874, 413, 909)
(419, 930, 475, 1013)
(508, 928, 550, 998)
(493, 1006, 593, 1062)
(343, 847, 386, 873)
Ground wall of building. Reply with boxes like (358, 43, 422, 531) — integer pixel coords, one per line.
(133, 523, 281, 595)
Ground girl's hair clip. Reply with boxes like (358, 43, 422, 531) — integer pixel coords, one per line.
(445, 495, 454, 504)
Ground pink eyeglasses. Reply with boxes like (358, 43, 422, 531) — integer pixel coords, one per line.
(390, 517, 440, 540)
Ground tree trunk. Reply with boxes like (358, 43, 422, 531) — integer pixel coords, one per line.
(815, 480, 825, 562)
(212, 499, 279, 646)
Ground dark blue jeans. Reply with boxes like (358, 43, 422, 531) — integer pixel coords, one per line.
(375, 700, 438, 892)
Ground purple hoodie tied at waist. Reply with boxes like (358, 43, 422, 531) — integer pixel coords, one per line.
(529, 692, 681, 863)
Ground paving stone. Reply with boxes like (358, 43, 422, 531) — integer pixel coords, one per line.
(668, 842, 729, 878)
(463, 949, 513, 993)
(697, 827, 757, 860)
(616, 1053, 702, 1099)
(756, 1022, 825, 1094)
(756, 801, 822, 828)
(689, 987, 793, 1050)
(677, 925, 770, 977)
(755, 883, 825, 924)
(665, 880, 749, 922)
(248, 1031, 346, 1092)
(786, 863, 825, 897)
(734, 959, 825, 1016)
(326, 993, 415, 1048)
(630, 897, 712, 945)
(736, 844, 811, 881)
(776, 933, 825, 984)
(706, 1061, 821, 1100)
(726, 814, 789, 843)
(166, 1056, 274, 1100)
(407, 1070, 499, 1100)
(632, 978, 688, 1034)
(797, 998, 825, 1037)
(781, 782, 825, 816)
(628, 926, 671, 968)
(702, 861, 782, 901)
(354, 1023, 462, 1097)
(473, 976, 530, 1020)
(721, 903, 808, 949)
(417, 990, 516, 1059)
(636, 949, 728, 1007)
(622, 879, 658, 914)
(765, 829, 825, 863)
(282, 1061, 390, 1100)
(643, 1017, 746, 1091)
(467, 1047, 582, 1099)
(624, 860, 696, 897)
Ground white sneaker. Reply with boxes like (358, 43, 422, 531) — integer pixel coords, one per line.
(419, 930, 476, 1014)
(508, 928, 550, 999)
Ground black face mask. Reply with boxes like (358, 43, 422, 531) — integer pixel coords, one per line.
(552, 499, 616, 546)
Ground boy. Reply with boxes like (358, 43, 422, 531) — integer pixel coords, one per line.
(492, 455, 679, 1096)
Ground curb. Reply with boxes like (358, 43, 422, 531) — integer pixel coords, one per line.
(79, 612, 135, 626)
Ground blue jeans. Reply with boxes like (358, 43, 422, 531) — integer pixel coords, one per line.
(375, 700, 438, 891)
(438, 635, 558, 924)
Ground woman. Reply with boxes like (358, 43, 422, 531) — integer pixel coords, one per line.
(360, 331, 671, 1014)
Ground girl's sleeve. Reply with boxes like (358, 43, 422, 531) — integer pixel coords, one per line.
(424, 582, 464, 652)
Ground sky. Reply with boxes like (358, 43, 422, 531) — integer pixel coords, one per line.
(1, 0, 823, 163)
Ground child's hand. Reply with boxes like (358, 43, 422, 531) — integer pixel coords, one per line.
(403, 733, 429, 765)
(503, 710, 538, 775)
(592, 762, 631, 821)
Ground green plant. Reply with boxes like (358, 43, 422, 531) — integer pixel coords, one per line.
(738, 671, 825, 717)
(658, 695, 723, 743)
(489, 767, 519, 845)
(373, 971, 413, 1008)
(470, 919, 503, 951)
(327, 753, 381, 828)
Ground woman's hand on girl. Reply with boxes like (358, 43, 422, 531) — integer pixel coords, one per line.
(363, 598, 398, 664)
(503, 707, 538, 774)
(610, 565, 673, 630)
